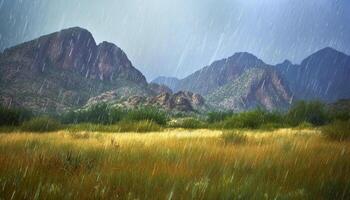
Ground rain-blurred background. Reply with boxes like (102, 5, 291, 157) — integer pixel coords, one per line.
(0, 0, 349, 80)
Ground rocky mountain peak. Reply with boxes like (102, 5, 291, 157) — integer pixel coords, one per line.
(94, 41, 146, 83)
(228, 52, 265, 66)
(172, 51, 270, 96)
(301, 47, 349, 67)
(0, 27, 149, 113)
(276, 47, 350, 102)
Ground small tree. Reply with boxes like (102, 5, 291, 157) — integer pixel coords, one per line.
(207, 111, 234, 123)
(287, 101, 329, 126)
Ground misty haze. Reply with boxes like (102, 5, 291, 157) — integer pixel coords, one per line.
(0, 0, 349, 199)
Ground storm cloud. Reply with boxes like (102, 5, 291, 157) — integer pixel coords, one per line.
(0, 0, 349, 79)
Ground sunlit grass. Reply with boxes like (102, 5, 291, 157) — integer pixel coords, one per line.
(0, 129, 349, 199)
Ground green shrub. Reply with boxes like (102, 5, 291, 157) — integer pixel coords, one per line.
(207, 111, 234, 123)
(329, 110, 350, 122)
(126, 107, 168, 125)
(221, 130, 247, 144)
(222, 109, 283, 129)
(0, 106, 32, 126)
(222, 113, 259, 129)
(21, 117, 62, 132)
(287, 101, 329, 126)
(170, 118, 206, 129)
(118, 120, 161, 133)
(322, 120, 350, 141)
(61, 103, 127, 125)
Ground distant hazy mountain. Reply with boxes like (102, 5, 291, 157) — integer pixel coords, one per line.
(151, 76, 180, 91)
(0, 27, 150, 113)
(276, 47, 350, 102)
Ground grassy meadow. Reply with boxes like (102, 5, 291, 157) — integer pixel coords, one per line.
(0, 128, 349, 199)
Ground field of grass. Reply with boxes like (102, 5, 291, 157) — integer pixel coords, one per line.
(0, 129, 349, 199)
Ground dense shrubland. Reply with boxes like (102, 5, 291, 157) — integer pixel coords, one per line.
(0, 101, 349, 137)
(0, 106, 32, 126)
(61, 104, 167, 126)
(21, 116, 62, 132)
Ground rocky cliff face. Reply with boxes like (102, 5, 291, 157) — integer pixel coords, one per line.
(0, 27, 149, 113)
(1, 27, 147, 84)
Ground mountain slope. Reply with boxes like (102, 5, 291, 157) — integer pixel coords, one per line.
(0, 27, 150, 113)
(174, 52, 266, 95)
(276, 47, 350, 102)
(206, 68, 292, 111)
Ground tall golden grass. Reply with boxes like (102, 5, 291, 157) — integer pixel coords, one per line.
(0, 129, 349, 199)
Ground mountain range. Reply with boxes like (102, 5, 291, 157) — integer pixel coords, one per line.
(153, 48, 350, 111)
(1, 27, 349, 113)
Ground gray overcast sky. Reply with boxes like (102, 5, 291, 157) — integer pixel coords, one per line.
(0, 0, 349, 80)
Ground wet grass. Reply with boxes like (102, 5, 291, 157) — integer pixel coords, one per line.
(0, 129, 349, 199)
(66, 120, 162, 133)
